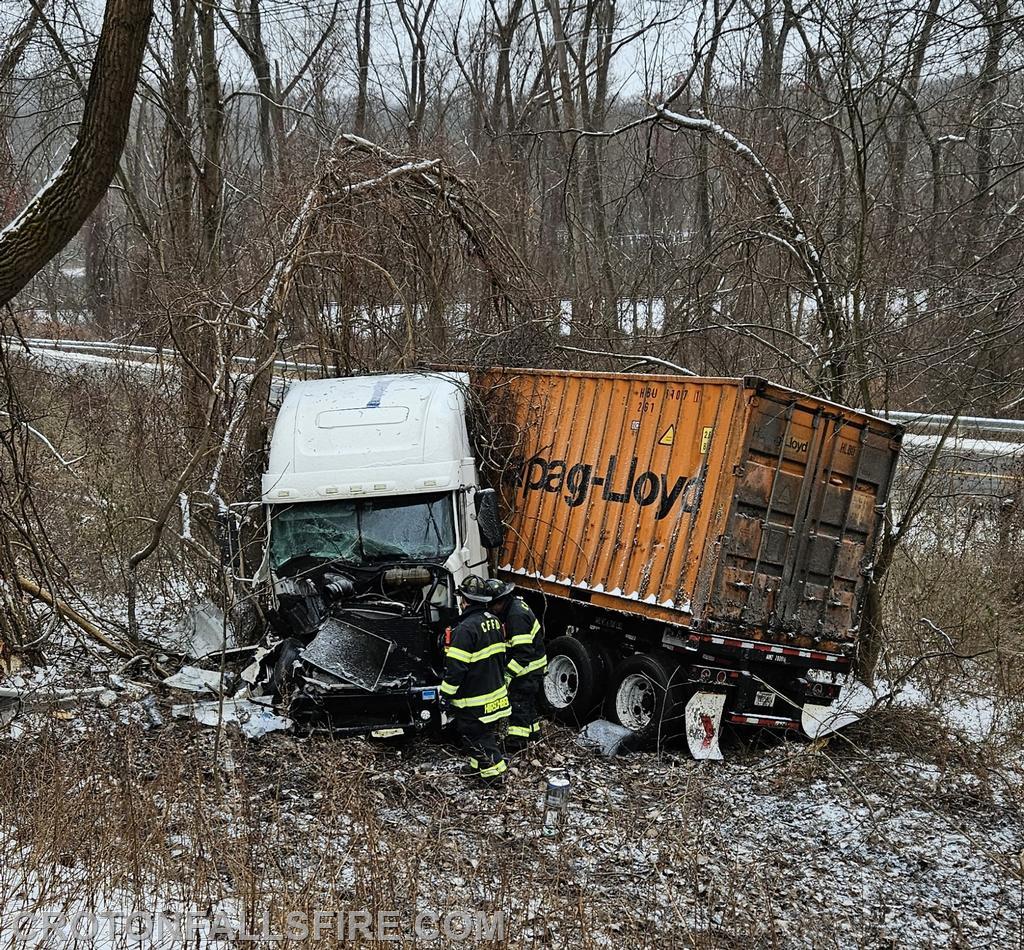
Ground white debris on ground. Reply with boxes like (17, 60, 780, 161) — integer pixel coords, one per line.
(170, 696, 292, 739)
(158, 599, 236, 659)
(161, 665, 226, 694)
(814, 676, 1010, 745)
(1, 633, 1020, 947)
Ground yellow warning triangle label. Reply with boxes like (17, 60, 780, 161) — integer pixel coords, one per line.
(658, 425, 675, 446)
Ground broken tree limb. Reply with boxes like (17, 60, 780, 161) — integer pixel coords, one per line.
(650, 105, 845, 401)
(555, 344, 697, 376)
(15, 574, 134, 659)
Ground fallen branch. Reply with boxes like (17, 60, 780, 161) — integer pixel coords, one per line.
(15, 574, 134, 659)
(555, 344, 697, 376)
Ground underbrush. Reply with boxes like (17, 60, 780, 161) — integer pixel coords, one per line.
(0, 720, 757, 949)
(2, 711, 1021, 949)
(2, 362, 1023, 947)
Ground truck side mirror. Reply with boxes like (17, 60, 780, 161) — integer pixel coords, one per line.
(474, 488, 505, 549)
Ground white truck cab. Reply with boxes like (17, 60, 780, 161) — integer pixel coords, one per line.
(263, 372, 492, 590)
(257, 372, 502, 735)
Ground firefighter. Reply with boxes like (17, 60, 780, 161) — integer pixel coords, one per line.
(486, 579, 546, 753)
(440, 575, 510, 784)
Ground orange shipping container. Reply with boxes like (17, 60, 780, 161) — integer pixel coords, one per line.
(478, 369, 902, 652)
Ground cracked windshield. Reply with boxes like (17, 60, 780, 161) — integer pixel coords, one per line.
(270, 492, 456, 569)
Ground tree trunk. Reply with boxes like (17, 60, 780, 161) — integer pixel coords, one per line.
(885, 0, 940, 239)
(966, 0, 1007, 254)
(855, 528, 897, 685)
(354, 0, 371, 135)
(196, 0, 223, 262)
(84, 197, 111, 330)
(164, 0, 195, 256)
(0, 0, 153, 308)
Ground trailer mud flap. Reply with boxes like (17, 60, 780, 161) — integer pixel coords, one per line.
(684, 691, 726, 761)
(801, 701, 859, 739)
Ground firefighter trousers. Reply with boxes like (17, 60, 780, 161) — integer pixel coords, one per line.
(506, 674, 543, 747)
(453, 713, 507, 782)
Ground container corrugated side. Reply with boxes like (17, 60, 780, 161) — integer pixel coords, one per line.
(478, 368, 747, 624)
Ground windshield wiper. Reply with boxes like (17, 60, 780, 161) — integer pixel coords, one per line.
(424, 502, 445, 547)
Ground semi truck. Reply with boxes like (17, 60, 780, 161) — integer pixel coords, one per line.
(255, 368, 902, 758)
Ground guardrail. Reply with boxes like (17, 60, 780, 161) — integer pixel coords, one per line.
(12, 336, 1024, 441)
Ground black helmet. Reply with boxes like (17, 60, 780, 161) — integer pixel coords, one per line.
(484, 577, 515, 601)
(457, 575, 493, 604)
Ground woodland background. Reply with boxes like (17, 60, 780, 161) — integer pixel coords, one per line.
(0, 0, 1020, 674)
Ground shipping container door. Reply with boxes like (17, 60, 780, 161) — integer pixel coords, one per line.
(713, 384, 900, 646)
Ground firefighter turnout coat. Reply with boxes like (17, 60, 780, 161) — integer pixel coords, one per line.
(440, 606, 511, 723)
(504, 597, 546, 681)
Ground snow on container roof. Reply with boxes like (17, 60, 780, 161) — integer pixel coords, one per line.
(263, 372, 472, 503)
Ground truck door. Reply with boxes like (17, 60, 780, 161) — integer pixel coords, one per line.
(713, 385, 901, 647)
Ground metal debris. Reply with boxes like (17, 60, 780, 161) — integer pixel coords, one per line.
(163, 600, 237, 659)
(162, 665, 227, 695)
(171, 696, 293, 739)
(576, 719, 640, 757)
(299, 617, 394, 692)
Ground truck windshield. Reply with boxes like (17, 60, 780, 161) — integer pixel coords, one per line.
(270, 492, 456, 570)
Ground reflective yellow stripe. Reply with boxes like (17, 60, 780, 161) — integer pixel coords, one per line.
(469, 757, 479, 769)
(530, 722, 541, 734)
(471, 642, 506, 661)
(439, 681, 458, 695)
(509, 620, 541, 647)
(480, 758, 507, 778)
(507, 725, 531, 738)
(522, 656, 547, 675)
(446, 641, 506, 663)
(508, 655, 547, 678)
(450, 684, 509, 709)
(478, 706, 512, 723)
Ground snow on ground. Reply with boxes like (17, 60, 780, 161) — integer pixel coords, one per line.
(1, 635, 1020, 949)
(1, 722, 1018, 947)
(824, 677, 1010, 744)
(1, 602, 1020, 949)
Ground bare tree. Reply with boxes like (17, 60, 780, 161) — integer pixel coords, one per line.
(395, 0, 439, 149)
(354, 0, 372, 135)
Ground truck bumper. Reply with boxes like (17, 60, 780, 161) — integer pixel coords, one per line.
(289, 685, 443, 737)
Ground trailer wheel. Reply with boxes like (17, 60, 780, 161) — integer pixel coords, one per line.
(607, 652, 682, 745)
(543, 636, 602, 726)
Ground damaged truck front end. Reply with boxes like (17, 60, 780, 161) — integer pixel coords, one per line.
(254, 374, 496, 738)
(265, 497, 457, 736)
(267, 570, 453, 737)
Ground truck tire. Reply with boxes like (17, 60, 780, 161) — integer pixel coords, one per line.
(607, 652, 683, 745)
(543, 636, 603, 726)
